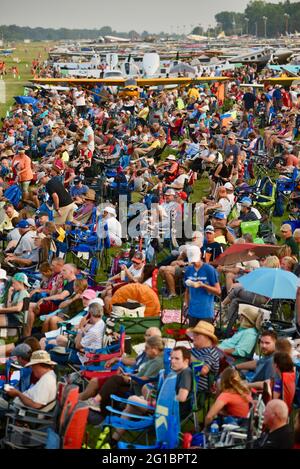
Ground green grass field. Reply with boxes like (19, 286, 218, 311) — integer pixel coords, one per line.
(0, 42, 53, 118)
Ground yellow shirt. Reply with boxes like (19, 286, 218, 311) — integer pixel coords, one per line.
(0, 209, 19, 232)
(188, 88, 200, 100)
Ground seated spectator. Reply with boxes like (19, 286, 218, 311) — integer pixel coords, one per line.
(5, 343, 33, 392)
(70, 177, 89, 205)
(280, 223, 299, 260)
(97, 206, 122, 247)
(3, 350, 57, 412)
(74, 302, 105, 363)
(253, 399, 294, 449)
(72, 189, 96, 225)
(205, 367, 253, 427)
(228, 197, 259, 232)
(210, 212, 236, 246)
(251, 352, 296, 414)
(78, 327, 162, 405)
(188, 321, 220, 392)
(4, 219, 36, 267)
(280, 255, 297, 272)
(101, 251, 145, 312)
(80, 335, 164, 419)
(0, 272, 30, 334)
(110, 346, 192, 445)
(236, 330, 277, 382)
(41, 278, 88, 332)
(0, 203, 19, 235)
(27, 263, 77, 335)
(203, 186, 232, 219)
(219, 306, 262, 359)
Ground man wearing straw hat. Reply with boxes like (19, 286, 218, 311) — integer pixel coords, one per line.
(1, 350, 57, 412)
(188, 321, 220, 392)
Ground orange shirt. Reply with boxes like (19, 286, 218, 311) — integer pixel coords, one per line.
(217, 391, 253, 418)
(12, 155, 33, 182)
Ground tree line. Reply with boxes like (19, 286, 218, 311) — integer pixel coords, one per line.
(214, 0, 300, 37)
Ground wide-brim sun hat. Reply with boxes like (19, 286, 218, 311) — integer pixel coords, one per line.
(25, 350, 57, 367)
(187, 320, 218, 344)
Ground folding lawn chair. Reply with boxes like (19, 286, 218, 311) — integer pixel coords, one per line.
(104, 369, 180, 449)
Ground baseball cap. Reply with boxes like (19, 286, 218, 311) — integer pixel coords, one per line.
(16, 220, 30, 229)
(165, 188, 176, 196)
(12, 272, 30, 286)
(36, 171, 46, 183)
(26, 218, 36, 227)
(74, 177, 81, 184)
(0, 269, 7, 281)
(11, 343, 32, 360)
(212, 212, 226, 220)
(205, 225, 215, 233)
(224, 182, 234, 190)
(82, 289, 97, 300)
(187, 245, 201, 263)
(240, 197, 252, 207)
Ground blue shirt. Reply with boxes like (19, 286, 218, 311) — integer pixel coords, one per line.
(219, 327, 258, 358)
(70, 185, 89, 198)
(184, 264, 219, 319)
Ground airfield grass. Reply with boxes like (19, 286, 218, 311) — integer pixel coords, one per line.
(0, 42, 53, 118)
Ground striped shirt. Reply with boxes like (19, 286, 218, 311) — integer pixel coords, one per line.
(191, 346, 220, 391)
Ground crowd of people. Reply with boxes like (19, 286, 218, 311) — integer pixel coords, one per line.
(0, 56, 300, 449)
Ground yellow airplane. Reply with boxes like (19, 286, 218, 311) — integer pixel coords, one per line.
(30, 76, 230, 87)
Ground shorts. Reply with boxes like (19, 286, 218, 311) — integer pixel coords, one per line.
(54, 203, 75, 225)
(20, 180, 31, 192)
(6, 315, 22, 327)
(38, 301, 58, 315)
(188, 316, 214, 327)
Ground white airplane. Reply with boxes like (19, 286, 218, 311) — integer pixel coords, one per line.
(104, 36, 130, 43)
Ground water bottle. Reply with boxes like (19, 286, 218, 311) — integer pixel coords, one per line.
(209, 421, 219, 448)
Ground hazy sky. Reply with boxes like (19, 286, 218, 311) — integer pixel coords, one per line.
(0, 0, 290, 33)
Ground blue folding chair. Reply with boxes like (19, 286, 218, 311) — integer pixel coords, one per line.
(105, 369, 180, 449)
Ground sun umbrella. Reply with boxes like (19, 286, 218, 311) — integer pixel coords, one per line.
(215, 243, 281, 266)
(238, 267, 298, 300)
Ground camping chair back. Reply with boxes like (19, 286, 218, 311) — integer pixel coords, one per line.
(61, 402, 89, 449)
(154, 371, 180, 449)
(58, 385, 79, 432)
(83, 326, 126, 366)
(240, 220, 260, 239)
(293, 362, 300, 409)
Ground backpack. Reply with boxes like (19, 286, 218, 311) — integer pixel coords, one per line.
(4, 183, 22, 208)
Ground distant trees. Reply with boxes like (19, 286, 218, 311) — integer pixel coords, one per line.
(215, 0, 300, 37)
(0, 25, 122, 42)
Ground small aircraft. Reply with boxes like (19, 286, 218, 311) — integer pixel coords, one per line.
(0, 48, 15, 56)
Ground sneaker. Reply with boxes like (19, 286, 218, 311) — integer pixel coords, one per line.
(86, 397, 101, 413)
(167, 293, 177, 300)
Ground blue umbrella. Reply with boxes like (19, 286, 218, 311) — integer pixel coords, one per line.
(238, 267, 299, 300)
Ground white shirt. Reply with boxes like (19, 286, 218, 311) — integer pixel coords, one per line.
(97, 216, 122, 247)
(80, 318, 105, 350)
(14, 370, 57, 410)
(219, 198, 232, 217)
(170, 174, 188, 189)
(14, 230, 36, 257)
(74, 90, 86, 107)
(83, 126, 94, 152)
